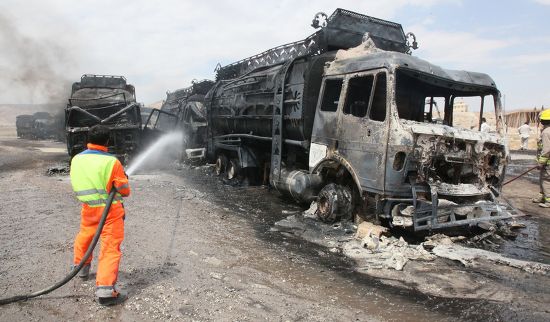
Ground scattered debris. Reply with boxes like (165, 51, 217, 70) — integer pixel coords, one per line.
(509, 221, 527, 229)
(477, 221, 496, 231)
(274, 213, 434, 271)
(463, 220, 526, 249)
(46, 164, 69, 175)
(422, 233, 465, 250)
(355, 221, 388, 240)
(275, 201, 541, 274)
(344, 236, 436, 271)
(303, 201, 318, 219)
(432, 244, 550, 275)
(468, 230, 495, 243)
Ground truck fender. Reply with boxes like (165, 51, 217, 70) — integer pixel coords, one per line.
(311, 155, 363, 197)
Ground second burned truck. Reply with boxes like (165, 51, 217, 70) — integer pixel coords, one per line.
(65, 74, 142, 162)
(186, 9, 516, 231)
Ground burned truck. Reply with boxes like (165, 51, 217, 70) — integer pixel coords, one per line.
(16, 115, 33, 138)
(30, 112, 55, 139)
(16, 112, 60, 140)
(204, 8, 514, 231)
(65, 74, 142, 161)
(144, 80, 214, 159)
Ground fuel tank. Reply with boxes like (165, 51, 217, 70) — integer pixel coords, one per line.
(207, 53, 335, 143)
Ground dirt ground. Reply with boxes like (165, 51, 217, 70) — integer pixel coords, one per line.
(1, 135, 549, 321)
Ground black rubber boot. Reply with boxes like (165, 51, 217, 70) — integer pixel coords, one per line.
(78, 264, 90, 279)
(97, 290, 127, 306)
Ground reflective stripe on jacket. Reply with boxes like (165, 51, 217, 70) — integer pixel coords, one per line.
(70, 144, 130, 207)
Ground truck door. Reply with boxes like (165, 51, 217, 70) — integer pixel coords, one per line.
(337, 70, 389, 193)
(310, 77, 345, 161)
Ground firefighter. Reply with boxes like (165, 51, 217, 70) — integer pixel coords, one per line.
(534, 109, 550, 208)
(70, 125, 130, 305)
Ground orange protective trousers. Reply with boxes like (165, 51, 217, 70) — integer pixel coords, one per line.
(71, 143, 130, 289)
(73, 203, 125, 287)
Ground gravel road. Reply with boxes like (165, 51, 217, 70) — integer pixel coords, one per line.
(1, 137, 549, 321)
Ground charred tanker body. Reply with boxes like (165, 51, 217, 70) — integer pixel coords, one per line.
(145, 80, 214, 159)
(65, 75, 142, 162)
(202, 9, 515, 231)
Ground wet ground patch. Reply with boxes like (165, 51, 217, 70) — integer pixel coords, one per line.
(173, 164, 550, 321)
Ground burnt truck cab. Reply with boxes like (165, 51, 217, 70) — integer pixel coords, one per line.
(144, 80, 214, 160)
(310, 38, 512, 231)
(65, 74, 142, 163)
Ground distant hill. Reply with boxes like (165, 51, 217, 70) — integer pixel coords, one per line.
(146, 100, 163, 109)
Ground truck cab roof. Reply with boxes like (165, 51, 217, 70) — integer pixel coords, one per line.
(326, 48, 498, 91)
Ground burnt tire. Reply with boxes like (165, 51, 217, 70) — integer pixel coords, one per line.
(215, 154, 228, 176)
(316, 183, 353, 223)
(227, 158, 241, 180)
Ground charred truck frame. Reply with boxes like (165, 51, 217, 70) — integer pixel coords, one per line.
(16, 115, 33, 139)
(16, 112, 60, 140)
(203, 9, 516, 231)
(145, 80, 214, 159)
(65, 74, 142, 162)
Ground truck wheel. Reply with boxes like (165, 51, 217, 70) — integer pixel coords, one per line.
(227, 158, 241, 180)
(215, 154, 228, 176)
(316, 183, 353, 223)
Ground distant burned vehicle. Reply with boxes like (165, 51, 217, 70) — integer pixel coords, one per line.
(30, 112, 55, 139)
(16, 112, 59, 140)
(16, 114, 33, 138)
(51, 111, 66, 142)
(145, 80, 214, 159)
(65, 74, 142, 161)
(200, 9, 516, 231)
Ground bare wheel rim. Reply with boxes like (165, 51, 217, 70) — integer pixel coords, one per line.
(227, 161, 236, 180)
(215, 157, 224, 176)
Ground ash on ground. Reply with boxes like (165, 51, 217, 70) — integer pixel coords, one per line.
(273, 202, 549, 274)
(46, 163, 69, 175)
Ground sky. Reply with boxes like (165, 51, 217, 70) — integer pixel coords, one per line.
(0, 0, 549, 110)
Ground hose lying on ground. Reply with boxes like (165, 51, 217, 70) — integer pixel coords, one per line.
(0, 188, 117, 305)
(502, 165, 539, 186)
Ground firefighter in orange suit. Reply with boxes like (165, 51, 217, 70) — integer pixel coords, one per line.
(70, 125, 130, 305)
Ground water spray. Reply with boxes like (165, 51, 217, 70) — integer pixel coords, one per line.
(126, 131, 184, 175)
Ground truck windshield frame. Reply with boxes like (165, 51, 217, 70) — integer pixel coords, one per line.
(394, 68, 502, 132)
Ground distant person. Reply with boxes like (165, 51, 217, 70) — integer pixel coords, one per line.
(480, 117, 491, 132)
(518, 121, 532, 150)
(534, 110, 550, 207)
